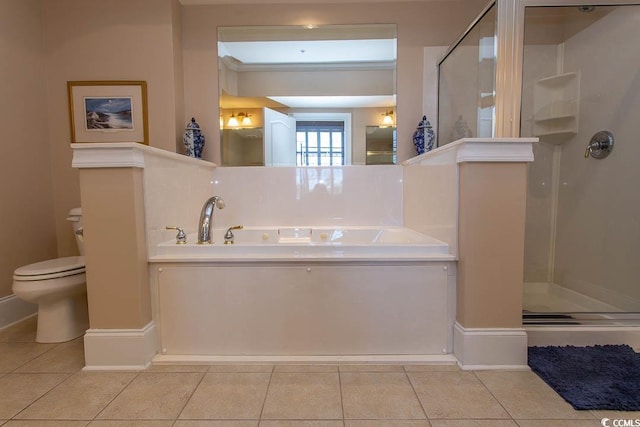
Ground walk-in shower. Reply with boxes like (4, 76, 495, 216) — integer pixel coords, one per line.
(520, 3, 640, 328)
(438, 0, 640, 344)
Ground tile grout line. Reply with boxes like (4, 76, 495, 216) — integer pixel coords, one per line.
(338, 369, 346, 426)
(474, 371, 601, 422)
(257, 364, 276, 423)
(90, 369, 142, 422)
(9, 371, 74, 421)
(403, 365, 431, 423)
(173, 369, 208, 422)
(5, 341, 61, 374)
(472, 370, 519, 423)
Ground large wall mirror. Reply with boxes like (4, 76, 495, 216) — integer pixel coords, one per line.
(218, 24, 397, 166)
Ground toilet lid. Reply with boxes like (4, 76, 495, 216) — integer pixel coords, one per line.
(14, 256, 85, 279)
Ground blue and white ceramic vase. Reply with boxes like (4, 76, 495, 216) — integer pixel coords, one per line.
(183, 117, 205, 159)
(413, 115, 436, 155)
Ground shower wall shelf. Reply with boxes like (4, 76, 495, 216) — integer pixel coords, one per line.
(532, 71, 580, 139)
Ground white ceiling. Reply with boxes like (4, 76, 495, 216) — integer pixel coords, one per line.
(218, 39, 396, 64)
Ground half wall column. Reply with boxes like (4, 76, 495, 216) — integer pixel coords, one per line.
(73, 143, 156, 370)
(453, 139, 533, 369)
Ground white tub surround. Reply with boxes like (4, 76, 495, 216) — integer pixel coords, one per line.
(152, 225, 456, 363)
(151, 261, 457, 363)
(209, 165, 403, 229)
(73, 138, 534, 369)
(151, 174, 455, 363)
(148, 164, 455, 362)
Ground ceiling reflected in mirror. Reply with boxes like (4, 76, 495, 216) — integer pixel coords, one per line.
(218, 24, 397, 110)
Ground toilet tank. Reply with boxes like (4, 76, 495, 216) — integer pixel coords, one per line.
(66, 208, 84, 255)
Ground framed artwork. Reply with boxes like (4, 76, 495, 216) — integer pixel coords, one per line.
(67, 80, 148, 144)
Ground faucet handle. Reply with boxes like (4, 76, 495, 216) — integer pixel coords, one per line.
(584, 130, 614, 159)
(224, 225, 243, 245)
(166, 226, 187, 244)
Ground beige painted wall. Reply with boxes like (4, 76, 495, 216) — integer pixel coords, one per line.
(457, 163, 527, 329)
(41, 0, 183, 256)
(0, 0, 58, 298)
(79, 168, 150, 329)
(181, 0, 487, 165)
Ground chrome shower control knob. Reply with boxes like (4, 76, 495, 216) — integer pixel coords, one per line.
(584, 130, 614, 159)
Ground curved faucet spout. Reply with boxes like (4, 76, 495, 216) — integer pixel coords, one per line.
(198, 196, 225, 244)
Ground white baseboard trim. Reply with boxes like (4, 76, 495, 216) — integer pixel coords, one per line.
(453, 322, 528, 370)
(152, 354, 459, 365)
(0, 294, 37, 329)
(83, 321, 158, 370)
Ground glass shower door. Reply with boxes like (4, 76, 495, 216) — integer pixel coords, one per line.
(437, 3, 496, 147)
(520, 4, 640, 324)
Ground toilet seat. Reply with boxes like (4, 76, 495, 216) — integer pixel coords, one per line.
(13, 256, 85, 281)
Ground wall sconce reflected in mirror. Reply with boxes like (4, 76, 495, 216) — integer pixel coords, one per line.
(227, 113, 240, 128)
(381, 110, 394, 127)
(226, 112, 252, 128)
(239, 112, 252, 127)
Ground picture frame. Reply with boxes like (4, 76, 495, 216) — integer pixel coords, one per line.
(67, 80, 149, 145)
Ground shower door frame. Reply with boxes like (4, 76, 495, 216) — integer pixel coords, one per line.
(498, 0, 640, 140)
(436, 0, 639, 147)
(515, 0, 640, 324)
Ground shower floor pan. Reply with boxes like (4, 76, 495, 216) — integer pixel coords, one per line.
(524, 316, 640, 350)
(523, 282, 640, 349)
(523, 282, 622, 313)
(523, 312, 640, 326)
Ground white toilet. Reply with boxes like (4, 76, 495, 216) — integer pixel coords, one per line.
(12, 208, 89, 343)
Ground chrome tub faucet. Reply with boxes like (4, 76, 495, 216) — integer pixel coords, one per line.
(198, 196, 225, 244)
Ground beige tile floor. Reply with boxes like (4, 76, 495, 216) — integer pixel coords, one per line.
(1, 317, 638, 426)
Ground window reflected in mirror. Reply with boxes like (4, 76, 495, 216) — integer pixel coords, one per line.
(297, 120, 345, 166)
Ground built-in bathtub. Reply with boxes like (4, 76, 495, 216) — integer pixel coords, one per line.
(149, 226, 457, 363)
(152, 226, 452, 261)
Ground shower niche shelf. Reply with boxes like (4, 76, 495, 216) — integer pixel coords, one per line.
(532, 72, 580, 140)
